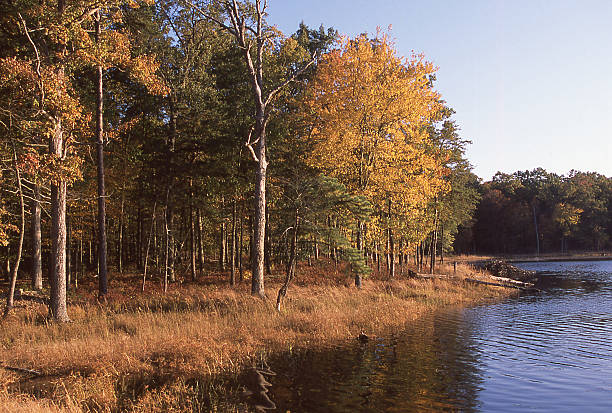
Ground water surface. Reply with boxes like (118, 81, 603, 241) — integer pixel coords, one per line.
(245, 260, 612, 412)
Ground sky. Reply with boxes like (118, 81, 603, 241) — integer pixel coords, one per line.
(267, 0, 612, 181)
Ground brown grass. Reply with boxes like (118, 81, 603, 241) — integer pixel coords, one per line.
(0, 260, 513, 412)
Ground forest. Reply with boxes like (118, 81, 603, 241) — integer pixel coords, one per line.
(0, 0, 483, 322)
(457, 168, 612, 256)
(1, 0, 611, 325)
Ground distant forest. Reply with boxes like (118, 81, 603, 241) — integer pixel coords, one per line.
(456, 168, 612, 255)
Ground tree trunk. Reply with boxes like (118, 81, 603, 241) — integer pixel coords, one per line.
(189, 180, 196, 281)
(251, 109, 267, 297)
(219, 221, 226, 272)
(439, 225, 444, 264)
(163, 191, 170, 293)
(264, 205, 271, 275)
(49, 121, 69, 322)
(239, 211, 244, 282)
(230, 198, 237, 286)
(430, 209, 438, 274)
(66, 210, 71, 289)
(276, 211, 298, 311)
(376, 241, 380, 272)
(77, 236, 82, 289)
(398, 238, 403, 275)
(95, 11, 108, 298)
(153, 216, 158, 270)
(532, 202, 540, 256)
(31, 181, 43, 290)
(143, 201, 157, 291)
(388, 199, 395, 278)
(167, 206, 175, 283)
(137, 201, 143, 270)
(118, 191, 125, 274)
(4, 144, 26, 316)
(197, 207, 204, 275)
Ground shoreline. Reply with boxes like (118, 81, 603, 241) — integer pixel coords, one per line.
(0, 262, 515, 412)
(453, 252, 612, 264)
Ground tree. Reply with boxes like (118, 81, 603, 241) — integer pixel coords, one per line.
(187, 0, 315, 297)
(303, 31, 444, 283)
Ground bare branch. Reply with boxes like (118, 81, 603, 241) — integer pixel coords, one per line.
(18, 13, 44, 107)
(72, 6, 101, 27)
(244, 126, 259, 162)
(184, 0, 235, 35)
(264, 58, 316, 108)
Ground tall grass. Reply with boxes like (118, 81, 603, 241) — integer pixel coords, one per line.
(0, 262, 512, 412)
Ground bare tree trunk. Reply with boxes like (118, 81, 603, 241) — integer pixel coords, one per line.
(197, 207, 204, 275)
(355, 220, 363, 287)
(439, 225, 444, 264)
(137, 201, 143, 270)
(388, 199, 395, 278)
(4, 144, 26, 316)
(385, 236, 390, 274)
(264, 205, 271, 275)
(430, 208, 438, 274)
(118, 191, 125, 274)
(190, 199, 196, 282)
(168, 206, 175, 283)
(95, 11, 108, 298)
(88, 237, 92, 268)
(230, 198, 237, 285)
(276, 211, 299, 311)
(239, 211, 244, 282)
(143, 201, 157, 291)
(153, 216, 158, 270)
(66, 210, 71, 290)
(219, 221, 226, 272)
(532, 202, 540, 256)
(77, 236, 82, 289)
(248, 214, 254, 271)
(398, 238, 403, 275)
(31, 181, 42, 290)
(164, 190, 170, 293)
(376, 241, 380, 273)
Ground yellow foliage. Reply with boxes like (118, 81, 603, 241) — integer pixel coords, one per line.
(303, 31, 448, 243)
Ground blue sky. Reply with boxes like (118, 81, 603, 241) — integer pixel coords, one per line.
(267, 0, 612, 181)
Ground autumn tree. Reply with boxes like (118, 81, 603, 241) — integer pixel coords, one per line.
(303, 32, 444, 283)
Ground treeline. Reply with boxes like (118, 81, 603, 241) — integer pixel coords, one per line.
(456, 168, 612, 255)
(0, 0, 478, 320)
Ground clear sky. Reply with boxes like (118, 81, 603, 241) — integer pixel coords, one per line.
(267, 0, 612, 181)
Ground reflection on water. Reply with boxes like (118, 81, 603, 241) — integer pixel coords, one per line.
(264, 311, 483, 412)
(239, 260, 612, 412)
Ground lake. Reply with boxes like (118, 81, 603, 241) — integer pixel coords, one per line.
(241, 260, 612, 412)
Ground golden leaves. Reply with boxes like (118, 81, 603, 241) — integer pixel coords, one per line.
(302, 31, 449, 243)
(129, 54, 169, 96)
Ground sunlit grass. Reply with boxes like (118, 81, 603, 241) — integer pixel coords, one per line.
(0, 261, 512, 412)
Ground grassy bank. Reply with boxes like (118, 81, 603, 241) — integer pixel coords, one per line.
(0, 261, 513, 412)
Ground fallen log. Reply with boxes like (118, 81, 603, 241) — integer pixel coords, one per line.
(411, 273, 539, 291)
(490, 275, 535, 288)
(0, 364, 42, 376)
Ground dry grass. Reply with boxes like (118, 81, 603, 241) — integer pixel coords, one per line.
(0, 261, 513, 412)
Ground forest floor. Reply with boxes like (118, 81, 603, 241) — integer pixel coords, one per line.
(0, 260, 514, 412)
